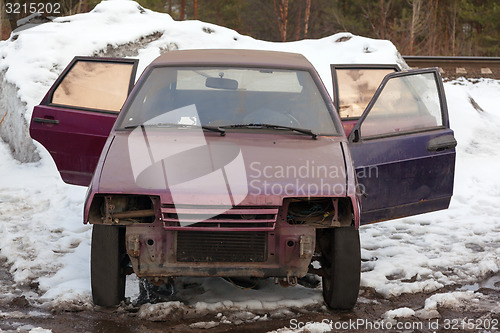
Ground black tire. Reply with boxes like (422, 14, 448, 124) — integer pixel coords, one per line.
(321, 226, 361, 310)
(91, 225, 126, 307)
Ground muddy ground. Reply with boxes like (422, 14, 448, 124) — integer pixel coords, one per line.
(1, 273, 498, 333)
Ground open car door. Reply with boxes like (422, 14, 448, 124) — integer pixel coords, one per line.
(30, 56, 138, 186)
(345, 68, 456, 225)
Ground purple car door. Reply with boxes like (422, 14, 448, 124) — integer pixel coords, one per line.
(30, 57, 138, 186)
(344, 68, 456, 224)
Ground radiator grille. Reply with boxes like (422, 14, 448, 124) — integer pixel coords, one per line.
(176, 231, 267, 263)
(162, 205, 278, 231)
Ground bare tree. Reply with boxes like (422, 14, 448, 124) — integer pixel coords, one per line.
(379, 0, 393, 39)
(180, 0, 185, 20)
(1, 0, 19, 34)
(295, 0, 302, 40)
(409, 0, 423, 54)
(273, 0, 289, 41)
(358, 0, 393, 39)
(451, 0, 457, 55)
(304, 0, 311, 37)
(0, 0, 7, 39)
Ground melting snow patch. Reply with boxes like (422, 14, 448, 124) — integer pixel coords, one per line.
(189, 321, 220, 329)
(29, 328, 53, 333)
(0, 325, 52, 333)
(138, 301, 184, 321)
(383, 307, 416, 321)
(0, 310, 27, 319)
(416, 291, 482, 319)
(268, 322, 332, 333)
(136, 277, 322, 322)
(137, 299, 272, 325)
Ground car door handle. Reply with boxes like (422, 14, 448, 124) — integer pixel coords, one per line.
(427, 134, 457, 152)
(33, 117, 60, 125)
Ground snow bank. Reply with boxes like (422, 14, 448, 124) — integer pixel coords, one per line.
(0, 0, 401, 163)
(0, 140, 89, 307)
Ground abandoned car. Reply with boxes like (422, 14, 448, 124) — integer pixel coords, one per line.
(30, 49, 456, 310)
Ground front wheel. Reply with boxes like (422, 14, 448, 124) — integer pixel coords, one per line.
(321, 227, 361, 310)
(91, 225, 126, 307)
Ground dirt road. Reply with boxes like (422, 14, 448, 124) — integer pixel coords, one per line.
(1, 273, 498, 333)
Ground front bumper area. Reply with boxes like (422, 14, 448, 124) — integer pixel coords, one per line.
(125, 223, 315, 279)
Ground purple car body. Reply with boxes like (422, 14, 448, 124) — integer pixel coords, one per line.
(30, 49, 456, 309)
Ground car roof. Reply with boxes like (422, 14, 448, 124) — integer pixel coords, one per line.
(150, 49, 314, 70)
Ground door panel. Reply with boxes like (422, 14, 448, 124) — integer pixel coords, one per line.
(30, 57, 138, 186)
(347, 68, 456, 225)
(349, 129, 456, 224)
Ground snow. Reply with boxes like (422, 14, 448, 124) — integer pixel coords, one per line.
(28, 329, 52, 333)
(0, 326, 52, 333)
(136, 277, 321, 322)
(189, 321, 220, 329)
(0, 309, 52, 333)
(383, 307, 416, 321)
(0, 0, 499, 327)
(414, 291, 486, 320)
(0, 141, 90, 308)
(268, 322, 332, 333)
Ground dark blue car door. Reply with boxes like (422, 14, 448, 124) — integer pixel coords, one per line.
(346, 68, 456, 225)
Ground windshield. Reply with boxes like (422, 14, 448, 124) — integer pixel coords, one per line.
(119, 67, 339, 135)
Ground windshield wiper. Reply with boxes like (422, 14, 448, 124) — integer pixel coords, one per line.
(124, 123, 226, 136)
(220, 123, 318, 140)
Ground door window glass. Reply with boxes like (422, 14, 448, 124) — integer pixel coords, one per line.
(335, 68, 395, 119)
(360, 72, 443, 138)
(52, 60, 134, 112)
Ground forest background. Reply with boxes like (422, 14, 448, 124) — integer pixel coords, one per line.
(1, 0, 499, 56)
